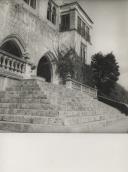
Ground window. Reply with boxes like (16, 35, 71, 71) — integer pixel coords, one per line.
(77, 16, 81, 34)
(85, 26, 90, 42)
(80, 43, 87, 64)
(52, 7, 56, 24)
(47, 0, 57, 25)
(30, 0, 36, 9)
(60, 14, 70, 31)
(77, 16, 91, 42)
(47, 1, 52, 21)
(82, 21, 85, 37)
(24, 0, 36, 9)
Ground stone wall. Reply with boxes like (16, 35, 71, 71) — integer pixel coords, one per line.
(0, 0, 93, 88)
(0, 0, 61, 86)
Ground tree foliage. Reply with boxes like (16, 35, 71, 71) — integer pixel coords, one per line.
(91, 52, 120, 94)
(104, 83, 128, 104)
(82, 64, 95, 87)
(56, 48, 75, 83)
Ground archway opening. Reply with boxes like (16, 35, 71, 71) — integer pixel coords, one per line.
(0, 40, 22, 57)
(37, 56, 52, 82)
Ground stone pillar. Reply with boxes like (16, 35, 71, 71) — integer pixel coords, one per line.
(66, 73, 72, 89)
(22, 52, 36, 79)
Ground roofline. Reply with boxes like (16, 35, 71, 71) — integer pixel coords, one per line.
(60, 1, 93, 24)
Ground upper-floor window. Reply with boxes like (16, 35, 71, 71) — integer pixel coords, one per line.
(52, 7, 56, 24)
(47, 0, 57, 25)
(80, 43, 87, 64)
(77, 16, 81, 34)
(82, 21, 85, 37)
(24, 0, 36, 9)
(47, 1, 52, 21)
(85, 26, 91, 42)
(60, 14, 70, 31)
(77, 16, 90, 42)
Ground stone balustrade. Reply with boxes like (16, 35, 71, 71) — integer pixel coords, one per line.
(66, 74, 97, 98)
(0, 49, 27, 78)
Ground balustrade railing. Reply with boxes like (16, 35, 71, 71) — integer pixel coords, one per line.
(66, 75, 97, 98)
(0, 49, 27, 78)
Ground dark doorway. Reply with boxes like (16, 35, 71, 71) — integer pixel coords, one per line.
(37, 56, 52, 82)
(0, 40, 22, 57)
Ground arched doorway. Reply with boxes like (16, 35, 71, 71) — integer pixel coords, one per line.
(37, 56, 52, 82)
(0, 40, 22, 58)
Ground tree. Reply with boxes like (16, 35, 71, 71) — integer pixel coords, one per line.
(56, 48, 75, 83)
(82, 64, 95, 88)
(106, 83, 128, 104)
(91, 52, 120, 94)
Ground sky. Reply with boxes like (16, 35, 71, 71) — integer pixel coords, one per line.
(56, 0, 128, 90)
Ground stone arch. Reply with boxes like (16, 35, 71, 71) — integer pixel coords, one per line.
(37, 51, 57, 83)
(0, 34, 26, 58)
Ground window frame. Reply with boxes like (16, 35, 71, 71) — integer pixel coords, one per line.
(47, 0, 57, 25)
(80, 43, 87, 64)
(52, 6, 56, 24)
(77, 16, 90, 42)
(60, 13, 70, 31)
(77, 16, 82, 34)
(23, 0, 36, 9)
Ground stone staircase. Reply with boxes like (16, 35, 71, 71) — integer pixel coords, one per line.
(0, 78, 125, 132)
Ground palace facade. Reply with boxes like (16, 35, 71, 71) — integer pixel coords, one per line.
(0, 0, 93, 90)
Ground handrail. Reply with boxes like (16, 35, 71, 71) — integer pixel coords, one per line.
(69, 78, 97, 92)
(98, 95, 128, 115)
(66, 77, 97, 97)
(98, 95, 128, 106)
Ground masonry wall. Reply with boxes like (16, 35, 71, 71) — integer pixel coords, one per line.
(0, 0, 63, 86)
(0, 0, 59, 75)
(0, 0, 93, 87)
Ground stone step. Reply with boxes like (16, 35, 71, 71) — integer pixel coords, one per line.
(1, 90, 44, 95)
(0, 97, 50, 103)
(57, 104, 95, 111)
(0, 114, 63, 125)
(0, 78, 124, 132)
(59, 111, 99, 117)
(0, 108, 59, 117)
(6, 86, 40, 91)
(63, 115, 105, 126)
(0, 92, 47, 99)
(0, 102, 54, 110)
(0, 120, 107, 133)
(0, 114, 107, 127)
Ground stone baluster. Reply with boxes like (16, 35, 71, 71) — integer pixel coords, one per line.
(16, 62, 20, 72)
(22, 63, 26, 73)
(12, 60, 16, 71)
(6, 58, 10, 71)
(66, 73, 72, 89)
(0, 54, 3, 67)
(20, 63, 24, 73)
(2, 55, 6, 68)
(0, 51, 27, 77)
(14, 61, 18, 72)
(18, 63, 22, 73)
(18, 62, 22, 73)
(9, 59, 13, 71)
